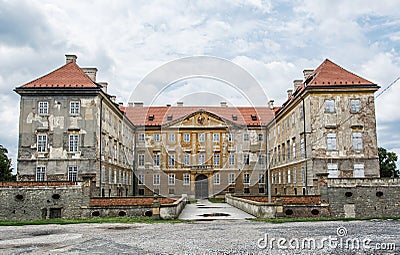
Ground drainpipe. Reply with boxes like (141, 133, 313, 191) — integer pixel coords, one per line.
(266, 125, 271, 203)
(99, 97, 103, 197)
(132, 128, 137, 196)
(302, 97, 308, 195)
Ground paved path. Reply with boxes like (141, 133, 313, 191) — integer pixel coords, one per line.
(178, 199, 255, 220)
(0, 220, 398, 254)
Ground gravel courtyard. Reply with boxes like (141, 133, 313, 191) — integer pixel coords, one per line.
(0, 219, 398, 254)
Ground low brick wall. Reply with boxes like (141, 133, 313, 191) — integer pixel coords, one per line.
(236, 195, 321, 205)
(89, 197, 176, 207)
(226, 194, 275, 218)
(86, 195, 186, 219)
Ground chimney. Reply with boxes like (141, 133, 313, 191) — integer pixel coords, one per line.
(134, 102, 144, 107)
(177, 101, 183, 107)
(128, 102, 134, 107)
(98, 82, 108, 93)
(287, 89, 293, 99)
(65, 54, 77, 64)
(293, 80, 303, 91)
(82, 67, 98, 82)
(303, 69, 314, 80)
(268, 100, 274, 110)
(110, 96, 116, 103)
(220, 101, 227, 107)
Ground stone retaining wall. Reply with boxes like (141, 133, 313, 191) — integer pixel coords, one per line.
(225, 194, 275, 218)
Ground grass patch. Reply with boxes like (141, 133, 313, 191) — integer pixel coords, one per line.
(0, 217, 187, 226)
(251, 216, 400, 224)
(208, 197, 225, 203)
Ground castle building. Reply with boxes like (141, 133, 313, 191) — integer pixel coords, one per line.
(14, 55, 380, 199)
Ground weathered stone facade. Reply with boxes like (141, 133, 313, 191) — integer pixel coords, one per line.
(267, 60, 380, 196)
(14, 55, 135, 197)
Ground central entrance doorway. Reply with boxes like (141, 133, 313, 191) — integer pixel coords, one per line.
(195, 174, 209, 199)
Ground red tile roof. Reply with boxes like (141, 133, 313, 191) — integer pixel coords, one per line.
(305, 59, 374, 86)
(122, 106, 275, 127)
(18, 62, 98, 88)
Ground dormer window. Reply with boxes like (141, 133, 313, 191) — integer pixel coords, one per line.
(148, 115, 154, 121)
(167, 115, 173, 121)
(251, 115, 257, 121)
(232, 115, 237, 121)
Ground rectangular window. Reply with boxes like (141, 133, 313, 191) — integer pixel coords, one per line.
(183, 173, 190, 185)
(228, 133, 234, 142)
(70, 101, 80, 115)
(327, 133, 337, 151)
(213, 133, 220, 142)
(36, 166, 46, 181)
(168, 154, 175, 167)
(354, 164, 365, 177)
(38, 101, 48, 115)
(327, 163, 338, 178)
(243, 133, 248, 141)
(114, 170, 117, 184)
(258, 133, 264, 141)
(69, 134, 79, 152)
(184, 154, 190, 166)
(109, 169, 112, 184)
(153, 133, 160, 142)
(301, 166, 305, 183)
(168, 133, 175, 143)
(292, 140, 296, 159)
(183, 133, 190, 142)
(278, 172, 282, 184)
(153, 154, 160, 166)
(229, 173, 235, 184)
(228, 153, 235, 166)
(300, 106, 304, 118)
(138, 174, 144, 185)
(287, 170, 291, 184)
(257, 154, 264, 165)
(198, 154, 205, 165)
(325, 99, 335, 113)
(350, 99, 361, 113)
(243, 154, 250, 165)
(213, 153, 220, 166)
(153, 174, 160, 185)
(293, 168, 297, 183)
(352, 132, 363, 151)
(272, 174, 276, 184)
(287, 141, 291, 160)
(213, 173, 220, 185)
(291, 112, 295, 126)
(243, 173, 250, 184)
(259, 174, 265, 184)
(138, 154, 145, 166)
(168, 174, 175, 185)
(68, 166, 78, 182)
(37, 134, 47, 152)
(301, 138, 305, 156)
(101, 166, 105, 184)
(198, 133, 205, 142)
(138, 133, 145, 142)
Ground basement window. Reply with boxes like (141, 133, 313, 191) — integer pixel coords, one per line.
(311, 209, 320, 215)
(15, 194, 24, 200)
(52, 194, 61, 200)
(91, 211, 100, 217)
(376, 191, 383, 197)
(118, 211, 127, 217)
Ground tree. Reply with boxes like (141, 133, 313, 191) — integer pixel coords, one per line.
(0, 145, 15, 181)
(378, 147, 399, 178)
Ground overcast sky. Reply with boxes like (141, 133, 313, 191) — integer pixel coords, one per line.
(1, 0, 400, 170)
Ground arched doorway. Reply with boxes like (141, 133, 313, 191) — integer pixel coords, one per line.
(195, 174, 209, 199)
